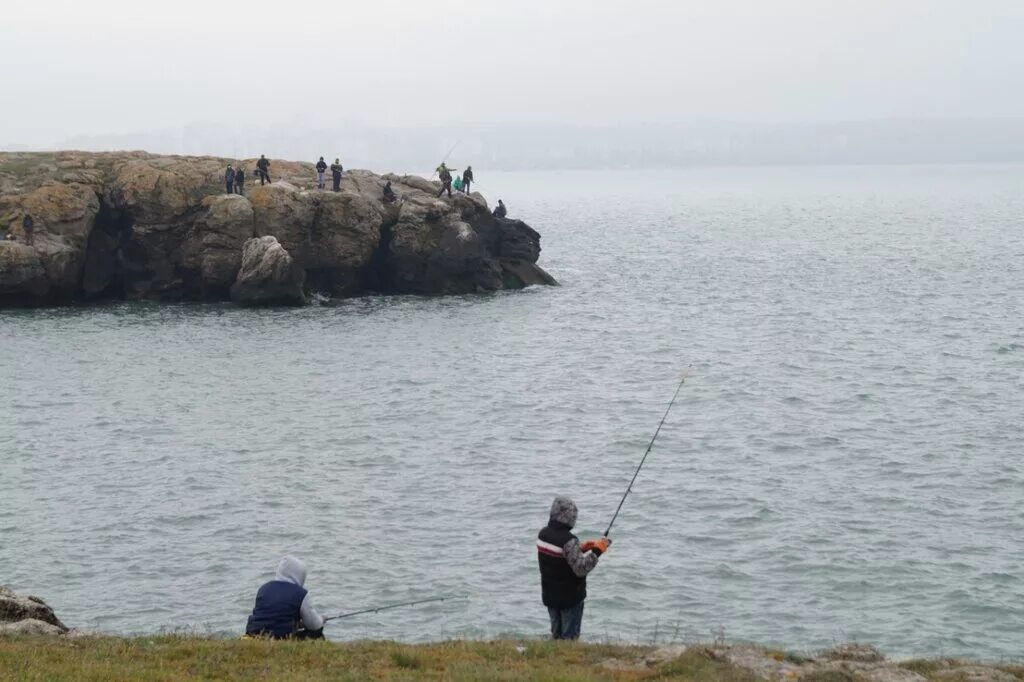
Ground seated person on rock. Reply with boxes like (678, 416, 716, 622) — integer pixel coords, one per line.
(245, 555, 325, 639)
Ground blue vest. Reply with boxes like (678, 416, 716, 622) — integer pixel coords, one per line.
(245, 580, 308, 638)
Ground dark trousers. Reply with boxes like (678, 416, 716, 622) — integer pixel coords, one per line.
(226, 182, 233, 194)
(235, 182, 244, 195)
(258, 170, 269, 185)
(437, 181, 452, 198)
(548, 601, 585, 640)
(332, 174, 341, 191)
(463, 180, 471, 193)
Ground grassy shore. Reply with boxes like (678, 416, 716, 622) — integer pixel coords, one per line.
(0, 636, 1021, 681)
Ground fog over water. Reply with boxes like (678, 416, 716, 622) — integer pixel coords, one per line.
(2, 167, 1022, 658)
(3, 1, 1024, 161)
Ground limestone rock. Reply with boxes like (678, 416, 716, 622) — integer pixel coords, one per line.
(0, 587, 67, 632)
(180, 194, 255, 297)
(0, 619, 65, 636)
(0, 151, 555, 305)
(230, 236, 306, 306)
(0, 242, 50, 302)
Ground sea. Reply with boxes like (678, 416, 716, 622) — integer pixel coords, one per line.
(1, 165, 1022, 659)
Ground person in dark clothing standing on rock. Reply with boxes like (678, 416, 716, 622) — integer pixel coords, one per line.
(493, 199, 507, 219)
(256, 155, 271, 185)
(437, 165, 454, 198)
(246, 555, 325, 640)
(234, 167, 245, 195)
(21, 214, 35, 246)
(315, 157, 328, 190)
(330, 159, 343, 192)
(224, 165, 236, 194)
(383, 181, 397, 203)
(462, 166, 474, 193)
(537, 496, 609, 640)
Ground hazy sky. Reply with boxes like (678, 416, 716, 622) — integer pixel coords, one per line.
(3, 0, 1023, 146)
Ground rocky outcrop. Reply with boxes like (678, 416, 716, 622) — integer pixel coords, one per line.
(0, 152, 556, 306)
(0, 587, 67, 635)
(230, 236, 306, 306)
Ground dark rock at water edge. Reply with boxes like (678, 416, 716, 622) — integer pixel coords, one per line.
(0, 586, 67, 635)
(0, 152, 557, 307)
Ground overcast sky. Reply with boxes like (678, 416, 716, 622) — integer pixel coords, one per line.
(3, 0, 1023, 147)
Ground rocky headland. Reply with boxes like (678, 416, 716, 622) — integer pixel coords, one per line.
(0, 152, 556, 306)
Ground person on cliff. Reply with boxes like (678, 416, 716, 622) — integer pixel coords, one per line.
(245, 555, 325, 640)
(224, 165, 236, 195)
(493, 200, 507, 219)
(315, 157, 328, 190)
(383, 181, 397, 203)
(437, 165, 454, 198)
(453, 174, 464, 193)
(21, 214, 35, 246)
(256, 155, 271, 185)
(330, 159, 344, 192)
(234, 167, 245, 195)
(537, 496, 610, 640)
(462, 166, 474, 193)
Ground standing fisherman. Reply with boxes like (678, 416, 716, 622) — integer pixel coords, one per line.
(330, 158, 344, 192)
(235, 167, 245, 195)
(315, 157, 328, 190)
(256, 155, 271, 185)
(21, 214, 35, 246)
(462, 166, 474, 193)
(245, 555, 325, 640)
(436, 164, 455, 198)
(224, 164, 236, 195)
(537, 496, 610, 640)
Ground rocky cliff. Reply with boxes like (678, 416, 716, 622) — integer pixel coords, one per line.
(0, 152, 556, 306)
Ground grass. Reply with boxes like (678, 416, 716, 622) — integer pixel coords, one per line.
(0, 636, 751, 682)
(1, 636, 1021, 681)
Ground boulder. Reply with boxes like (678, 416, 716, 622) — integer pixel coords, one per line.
(0, 619, 65, 636)
(0, 587, 67, 632)
(230, 236, 306, 306)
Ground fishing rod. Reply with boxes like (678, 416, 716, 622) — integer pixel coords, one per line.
(604, 369, 692, 538)
(431, 140, 461, 178)
(323, 595, 458, 623)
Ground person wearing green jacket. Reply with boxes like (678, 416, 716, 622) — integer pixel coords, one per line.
(453, 175, 464, 192)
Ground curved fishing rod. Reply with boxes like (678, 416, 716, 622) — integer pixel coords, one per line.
(604, 369, 692, 538)
(323, 595, 459, 623)
(431, 141, 461, 178)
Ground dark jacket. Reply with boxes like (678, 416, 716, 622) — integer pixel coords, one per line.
(257, 157, 270, 172)
(225, 168, 236, 184)
(316, 160, 327, 172)
(493, 203, 507, 219)
(463, 169, 474, 183)
(330, 163, 343, 177)
(246, 580, 307, 638)
(22, 215, 34, 230)
(235, 169, 245, 184)
(537, 496, 599, 609)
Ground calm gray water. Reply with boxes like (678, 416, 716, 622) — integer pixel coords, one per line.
(2, 166, 1023, 659)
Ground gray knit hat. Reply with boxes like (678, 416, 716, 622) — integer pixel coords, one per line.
(549, 496, 578, 528)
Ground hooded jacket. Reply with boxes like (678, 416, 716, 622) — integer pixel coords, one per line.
(246, 555, 325, 638)
(316, 160, 328, 173)
(537, 496, 600, 609)
(225, 167, 236, 184)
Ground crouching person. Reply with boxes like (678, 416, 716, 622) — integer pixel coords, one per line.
(536, 496, 610, 640)
(246, 555, 325, 639)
